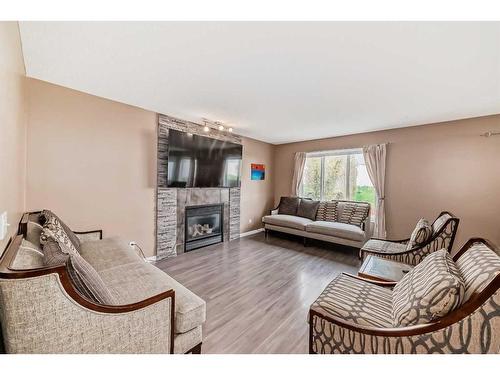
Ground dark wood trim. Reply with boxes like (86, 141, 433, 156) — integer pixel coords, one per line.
(185, 342, 202, 354)
(74, 230, 103, 240)
(309, 238, 500, 347)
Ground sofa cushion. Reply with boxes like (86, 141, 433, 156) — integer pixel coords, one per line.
(10, 239, 44, 270)
(297, 199, 320, 220)
(316, 201, 338, 222)
(407, 218, 432, 250)
(99, 262, 206, 334)
(41, 210, 81, 252)
(43, 238, 117, 305)
(306, 221, 365, 242)
(79, 237, 143, 272)
(311, 273, 393, 328)
(278, 196, 300, 215)
(392, 249, 465, 327)
(336, 201, 370, 227)
(262, 214, 313, 231)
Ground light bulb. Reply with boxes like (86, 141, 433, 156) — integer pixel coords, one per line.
(218, 125, 224, 131)
(228, 127, 233, 132)
(203, 126, 210, 132)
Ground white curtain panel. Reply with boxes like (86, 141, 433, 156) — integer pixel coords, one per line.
(291, 152, 307, 196)
(362, 144, 387, 239)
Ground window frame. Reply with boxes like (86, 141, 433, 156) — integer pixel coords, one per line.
(300, 148, 373, 203)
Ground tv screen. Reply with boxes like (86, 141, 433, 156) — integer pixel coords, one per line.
(167, 129, 242, 188)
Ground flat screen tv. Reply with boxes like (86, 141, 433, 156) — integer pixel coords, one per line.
(167, 129, 242, 188)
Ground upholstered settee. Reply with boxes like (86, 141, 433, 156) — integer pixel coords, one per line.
(262, 197, 371, 248)
(309, 238, 500, 354)
(359, 211, 459, 266)
(0, 212, 205, 354)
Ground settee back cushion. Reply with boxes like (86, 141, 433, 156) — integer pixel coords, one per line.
(336, 201, 370, 228)
(26, 221, 43, 248)
(10, 239, 44, 270)
(278, 196, 300, 215)
(41, 210, 81, 252)
(456, 242, 500, 302)
(315, 201, 338, 222)
(406, 218, 432, 250)
(392, 249, 465, 326)
(297, 199, 320, 220)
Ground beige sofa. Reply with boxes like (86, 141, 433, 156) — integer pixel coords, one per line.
(0, 212, 205, 354)
(263, 198, 372, 248)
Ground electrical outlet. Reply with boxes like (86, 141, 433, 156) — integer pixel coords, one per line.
(0, 212, 10, 241)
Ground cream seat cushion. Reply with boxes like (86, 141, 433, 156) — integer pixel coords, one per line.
(99, 262, 206, 334)
(80, 237, 206, 334)
(262, 214, 313, 230)
(306, 221, 365, 242)
(79, 237, 143, 272)
(311, 273, 393, 328)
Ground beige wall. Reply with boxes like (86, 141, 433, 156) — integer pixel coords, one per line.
(25, 79, 275, 256)
(26, 79, 158, 256)
(240, 136, 274, 233)
(0, 22, 27, 253)
(274, 115, 500, 253)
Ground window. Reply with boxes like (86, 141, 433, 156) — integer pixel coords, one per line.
(300, 149, 376, 210)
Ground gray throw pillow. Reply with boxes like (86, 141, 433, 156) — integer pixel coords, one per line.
(392, 249, 465, 326)
(297, 199, 320, 220)
(43, 238, 116, 305)
(41, 210, 81, 252)
(278, 196, 300, 215)
(407, 218, 432, 250)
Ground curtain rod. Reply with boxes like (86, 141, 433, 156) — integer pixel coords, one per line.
(304, 143, 389, 156)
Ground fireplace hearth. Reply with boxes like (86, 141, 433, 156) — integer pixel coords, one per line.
(185, 204, 224, 251)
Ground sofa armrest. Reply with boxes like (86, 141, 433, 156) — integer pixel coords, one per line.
(0, 272, 175, 353)
(74, 230, 103, 242)
(270, 209, 279, 215)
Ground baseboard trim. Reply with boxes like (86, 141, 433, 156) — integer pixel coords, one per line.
(145, 256, 157, 263)
(239, 228, 265, 238)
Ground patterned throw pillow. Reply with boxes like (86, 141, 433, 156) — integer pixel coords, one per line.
(406, 218, 432, 250)
(392, 249, 465, 326)
(43, 238, 116, 305)
(297, 199, 320, 220)
(41, 210, 81, 251)
(337, 201, 370, 228)
(40, 216, 79, 255)
(278, 196, 300, 215)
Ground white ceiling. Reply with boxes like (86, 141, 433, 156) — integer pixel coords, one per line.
(19, 22, 500, 144)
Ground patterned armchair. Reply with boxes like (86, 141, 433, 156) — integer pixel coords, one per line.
(359, 211, 459, 266)
(309, 238, 500, 354)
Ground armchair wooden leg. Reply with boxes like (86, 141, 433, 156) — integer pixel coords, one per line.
(303, 237, 307, 247)
(186, 342, 202, 354)
(265, 229, 269, 239)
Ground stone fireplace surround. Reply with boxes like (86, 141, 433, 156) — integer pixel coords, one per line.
(156, 114, 241, 260)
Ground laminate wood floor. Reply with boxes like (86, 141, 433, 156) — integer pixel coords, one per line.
(155, 232, 361, 354)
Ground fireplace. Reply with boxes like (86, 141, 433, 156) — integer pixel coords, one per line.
(185, 204, 224, 251)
